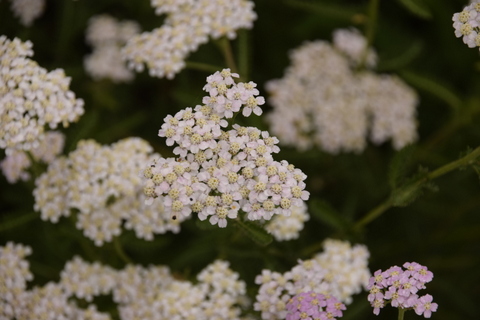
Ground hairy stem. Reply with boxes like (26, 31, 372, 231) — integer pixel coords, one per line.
(185, 61, 223, 73)
(359, 0, 380, 68)
(353, 146, 480, 230)
(216, 37, 239, 76)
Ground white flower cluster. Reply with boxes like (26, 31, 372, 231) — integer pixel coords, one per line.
(452, 1, 480, 49)
(84, 15, 141, 82)
(265, 202, 310, 241)
(254, 239, 370, 320)
(8, 0, 45, 26)
(115, 260, 247, 320)
(266, 28, 418, 153)
(0, 243, 113, 320)
(33, 137, 182, 246)
(144, 69, 309, 229)
(122, 0, 256, 79)
(1, 131, 65, 183)
(0, 36, 84, 155)
(1, 245, 248, 320)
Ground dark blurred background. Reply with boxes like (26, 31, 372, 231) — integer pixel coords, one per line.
(1, 0, 479, 319)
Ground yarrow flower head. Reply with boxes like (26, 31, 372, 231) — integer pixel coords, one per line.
(33, 137, 182, 246)
(122, 0, 256, 79)
(286, 291, 346, 320)
(367, 262, 438, 318)
(254, 239, 370, 320)
(266, 28, 418, 154)
(144, 69, 309, 230)
(2, 243, 248, 320)
(0, 36, 84, 155)
(84, 15, 141, 82)
(452, 1, 480, 50)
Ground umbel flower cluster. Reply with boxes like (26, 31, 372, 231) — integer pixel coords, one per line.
(0, 242, 247, 320)
(0, 36, 84, 155)
(122, 0, 256, 79)
(84, 15, 141, 83)
(143, 69, 310, 228)
(33, 138, 183, 246)
(254, 239, 370, 320)
(0, 242, 109, 320)
(452, 0, 480, 50)
(266, 28, 418, 153)
(0, 131, 64, 183)
(367, 262, 438, 318)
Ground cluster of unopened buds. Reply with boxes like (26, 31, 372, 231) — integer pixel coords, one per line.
(367, 262, 438, 318)
(143, 69, 309, 227)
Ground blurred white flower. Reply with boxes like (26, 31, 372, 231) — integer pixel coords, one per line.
(266, 29, 418, 154)
(122, 0, 257, 79)
(84, 15, 141, 82)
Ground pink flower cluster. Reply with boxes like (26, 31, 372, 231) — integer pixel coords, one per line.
(367, 262, 438, 318)
(286, 291, 346, 320)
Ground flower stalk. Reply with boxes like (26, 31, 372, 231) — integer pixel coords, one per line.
(354, 145, 480, 230)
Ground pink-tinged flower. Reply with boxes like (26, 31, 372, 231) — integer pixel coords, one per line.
(414, 266, 434, 283)
(371, 293, 384, 315)
(384, 287, 405, 307)
(368, 262, 436, 317)
(286, 292, 345, 320)
(398, 274, 418, 297)
(403, 262, 422, 272)
(368, 285, 382, 302)
(414, 294, 438, 318)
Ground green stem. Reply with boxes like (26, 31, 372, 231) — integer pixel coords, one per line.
(283, 0, 366, 24)
(0, 212, 38, 232)
(237, 29, 250, 80)
(113, 237, 133, 264)
(353, 199, 392, 231)
(353, 146, 480, 230)
(359, 0, 380, 69)
(398, 308, 406, 320)
(185, 61, 223, 73)
(216, 37, 240, 76)
(25, 151, 44, 180)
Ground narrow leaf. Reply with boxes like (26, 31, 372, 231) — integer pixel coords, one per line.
(309, 199, 348, 231)
(376, 40, 424, 72)
(390, 166, 438, 207)
(390, 181, 424, 207)
(388, 144, 416, 189)
(234, 220, 273, 246)
(397, 0, 432, 19)
(400, 70, 462, 111)
(283, 0, 364, 24)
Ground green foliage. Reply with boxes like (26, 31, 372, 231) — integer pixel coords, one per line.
(388, 145, 416, 189)
(234, 220, 274, 247)
(397, 0, 433, 19)
(2, 0, 480, 319)
(309, 199, 349, 232)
